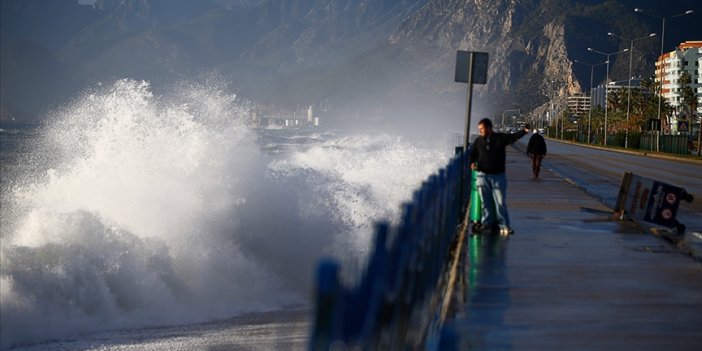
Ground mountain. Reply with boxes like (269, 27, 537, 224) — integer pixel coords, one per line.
(0, 40, 80, 124)
(1, 0, 700, 128)
(382, 0, 659, 115)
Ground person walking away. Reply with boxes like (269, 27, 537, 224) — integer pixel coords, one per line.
(469, 118, 529, 235)
(526, 131, 547, 178)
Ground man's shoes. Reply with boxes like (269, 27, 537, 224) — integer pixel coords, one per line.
(471, 222, 485, 233)
(499, 227, 514, 235)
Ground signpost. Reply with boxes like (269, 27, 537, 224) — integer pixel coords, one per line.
(455, 51, 489, 224)
(455, 51, 488, 150)
(677, 120, 689, 133)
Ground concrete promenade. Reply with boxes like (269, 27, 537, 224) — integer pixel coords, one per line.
(453, 146, 702, 350)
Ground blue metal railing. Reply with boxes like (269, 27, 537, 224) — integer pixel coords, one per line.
(309, 149, 470, 350)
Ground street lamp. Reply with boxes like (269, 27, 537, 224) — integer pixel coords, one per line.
(574, 59, 608, 144)
(502, 109, 520, 130)
(635, 8, 694, 149)
(607, 32, 656, 148)
(587, 47, 628, 146)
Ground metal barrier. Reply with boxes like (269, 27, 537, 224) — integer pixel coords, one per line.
(309, 149, 470, 351)
(640, 134, 690, 155)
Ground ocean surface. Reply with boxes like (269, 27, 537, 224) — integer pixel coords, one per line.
(0, 79, 453, 350)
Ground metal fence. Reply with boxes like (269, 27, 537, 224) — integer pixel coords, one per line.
(640, 134, 690, 155)
(572, 132, 693, 155)
(309, 149, 469, 351)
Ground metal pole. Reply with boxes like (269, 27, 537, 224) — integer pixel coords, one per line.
(561, 103, 564, 139)
(626, 39, 633, 148)
(559, 96, 563, 139)
(463, 53, 475, 218)
(588, 65, 594, 143)
(657, 18, 665, 152)
(656, 17, 665, 151)
(464, 52, 475, 151)
(605, 55, 609, 146)
(588, 48, 628, 146)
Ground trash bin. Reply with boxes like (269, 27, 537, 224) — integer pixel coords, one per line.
(469, 170, 481, 223)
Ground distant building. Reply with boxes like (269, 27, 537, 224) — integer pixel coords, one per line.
(655, 40, 702, 133)
(256, 105, 320, 129)
(591, 78, 642, 109)
(567, 93, 590, 116)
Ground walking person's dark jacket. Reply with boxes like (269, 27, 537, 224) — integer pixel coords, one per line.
(469, 130, 527, 174)
(527, 133, 547, 156)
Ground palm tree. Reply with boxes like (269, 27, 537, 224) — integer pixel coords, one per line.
(679, 71, 697, 124)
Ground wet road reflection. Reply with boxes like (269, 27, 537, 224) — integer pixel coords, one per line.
(463, 233, 512, 351)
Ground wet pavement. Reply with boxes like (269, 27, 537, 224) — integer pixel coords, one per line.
(454, 146, 702, 350)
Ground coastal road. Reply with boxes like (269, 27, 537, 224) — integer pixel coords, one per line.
(514, 137, 702, 233)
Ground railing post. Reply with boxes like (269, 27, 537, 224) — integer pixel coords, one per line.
(309, 152, 472, 350)
(309, 259, 342, 351)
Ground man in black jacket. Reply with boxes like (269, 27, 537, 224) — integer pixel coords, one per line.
(469, 118, 529, 235)
(526, 131, 547, 178)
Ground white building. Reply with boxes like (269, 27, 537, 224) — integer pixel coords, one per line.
(591, 78, 642, 110)
(655, 41, 702, 133)
(567, 93, 591, 117)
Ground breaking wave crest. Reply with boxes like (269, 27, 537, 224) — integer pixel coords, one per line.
(0, 79, 290, 348)
(0, 78, 451, 349)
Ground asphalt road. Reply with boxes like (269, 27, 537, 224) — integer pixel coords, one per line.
(515, 137, 702, 233)
(457, 141, 702, 351)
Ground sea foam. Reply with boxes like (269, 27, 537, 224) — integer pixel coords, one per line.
(0, 78, 451, 349)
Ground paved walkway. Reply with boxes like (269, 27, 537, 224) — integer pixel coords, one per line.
(454, 146, 702, 350)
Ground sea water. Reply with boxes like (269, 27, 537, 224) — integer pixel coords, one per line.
(0, 79, 452, 350)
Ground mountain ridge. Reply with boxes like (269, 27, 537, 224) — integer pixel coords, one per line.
(1, 0, 699, 127)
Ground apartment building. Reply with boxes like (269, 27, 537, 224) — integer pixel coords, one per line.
(655, 41, 702, 133)
(591, 78, 642, 109)
(567, 93, 591, 116)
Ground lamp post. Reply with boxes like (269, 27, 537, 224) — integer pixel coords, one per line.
(635, 8, 694, 150)
(587, 47, 628, 146)
(502, 109, 520, 131)
(607, 32, 656, 148)
(574, 59, 608, 143)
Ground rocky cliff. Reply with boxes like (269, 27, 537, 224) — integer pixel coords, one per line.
(2, 0, 698, 125)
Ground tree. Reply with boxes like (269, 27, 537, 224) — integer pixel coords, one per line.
(631, 76, 659, 131)
(589, 105, 605, 144)
(635, 76, 673, 133)
(645, 76, 676, 133)
(606, 88, 628, 133)
(679, 71, 698, 123)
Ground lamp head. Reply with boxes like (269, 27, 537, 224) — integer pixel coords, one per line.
(634, 8, 643, 13)
(685, 10, 694, 14)
(649, 33, 656, 37)
(607, 32, 615, 36)
(587, 48, 593, 51)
